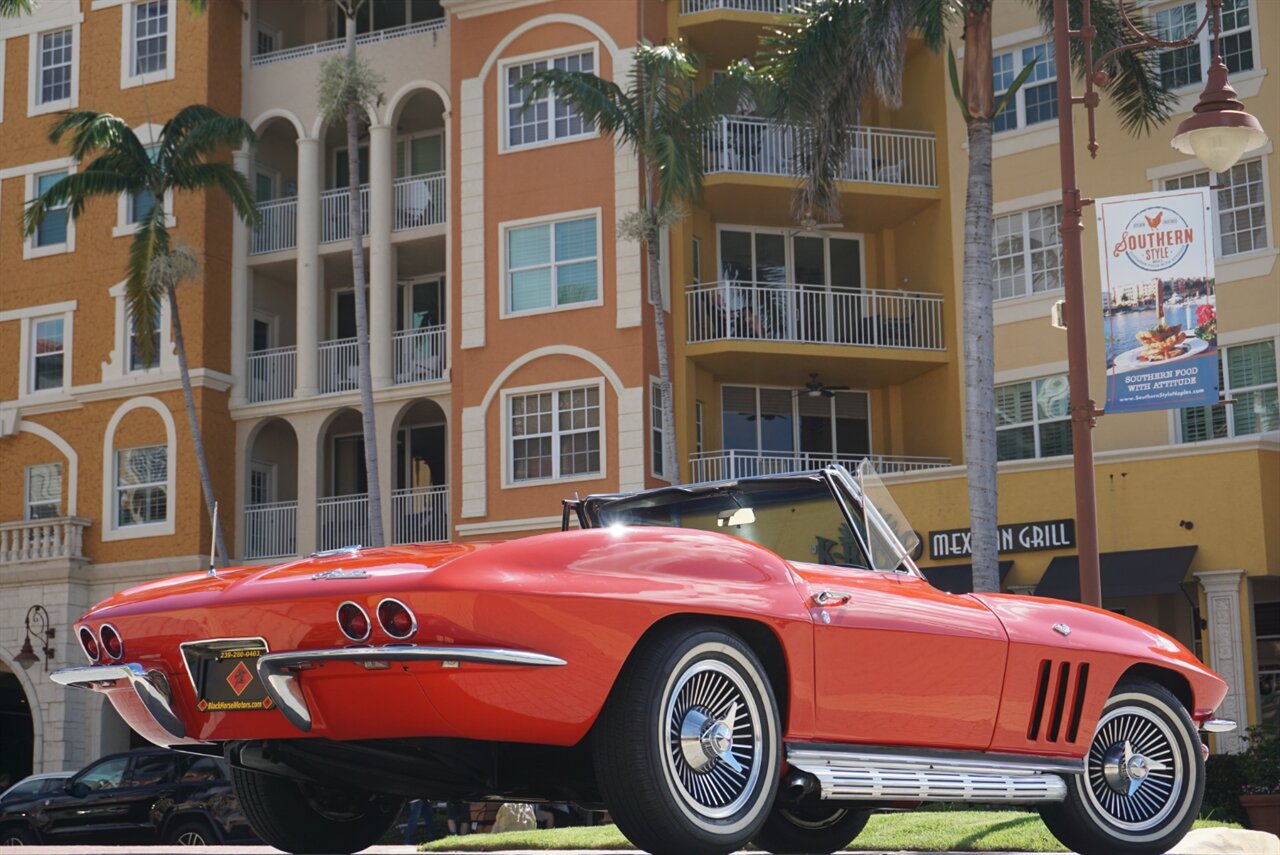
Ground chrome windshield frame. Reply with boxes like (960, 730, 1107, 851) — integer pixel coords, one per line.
(822, 465, 924, 579)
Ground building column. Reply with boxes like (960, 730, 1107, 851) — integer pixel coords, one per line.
(376, 400, 399, 544)
(369, 123, 395, 389)
(293, 413, 321, 557)
(229, 148, 252, 408)
(296, 137, 323, 398)
(1195, 569, 1249, 753)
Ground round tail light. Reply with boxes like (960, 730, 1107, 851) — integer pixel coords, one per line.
(337, 601, 371, 642)
(376, 598, 416, 640)
(99, 624, 124, 660)
(78, 626, 100, 663)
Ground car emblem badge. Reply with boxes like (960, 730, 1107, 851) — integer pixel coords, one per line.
(227, 661, 255, 696)
(1053, 623, 1071, 637)
(311, 568, 370, 580)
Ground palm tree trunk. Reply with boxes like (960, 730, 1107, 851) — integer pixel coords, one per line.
(647, 235, 680, 485)
(167, 282, 228, 566)
(343, 11, 384, 547)
(962, 3, 999, 593)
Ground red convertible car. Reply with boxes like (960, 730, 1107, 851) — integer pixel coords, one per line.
(53, 464, 1233, 855)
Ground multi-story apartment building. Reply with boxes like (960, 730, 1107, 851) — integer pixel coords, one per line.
(0, 0, 243, 777)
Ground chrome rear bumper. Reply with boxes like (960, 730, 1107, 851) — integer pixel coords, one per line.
(256, 645, 568, 732)
(51, 663, 186, 739)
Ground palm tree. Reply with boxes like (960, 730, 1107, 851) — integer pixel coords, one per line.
(317, 0, 386, 546)
(763, 0, 1170, 591)
(520, 44, 749, 484)
(24, 108, 258, 567)
(0, 0, 31, 16)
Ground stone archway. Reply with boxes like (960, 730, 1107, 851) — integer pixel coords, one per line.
(0, 660, 35, 786)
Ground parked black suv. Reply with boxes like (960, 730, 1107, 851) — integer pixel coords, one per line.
(0, 748, 256, 846)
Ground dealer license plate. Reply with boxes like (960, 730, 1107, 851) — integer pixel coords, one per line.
(183, 640, 273, 712)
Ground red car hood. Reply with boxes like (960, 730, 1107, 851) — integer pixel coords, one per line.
(83, 541, 497, 619)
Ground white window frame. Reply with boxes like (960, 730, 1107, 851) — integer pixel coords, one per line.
(114, 129, 176, 236)
(120, 0, 176, 89)
(499, 208, 603, 318)
(650, 377, 670, 481)
(991, 40, 1057, 134)
(23, 164, 77, 259)
(255, 22, 283, 58)
(1163, 157, 1272, 259)
(993, 204, 1064, 301)
(395, 129, 445, 177)
(29, 316, 67, 394)
(9, 302, 75, 400)
(1152, 0, 1256, 93)
(104, 280, 176, 380)
(498, 42, 601, 154)
(114, 444, 169, 529)
(1177, 339, 1279, 442)
(995, 374, 1072, 460)
(249, 459, 278, 506)
(501, 378, 607, 488)
(28, 24, 79, 117)
(25, 462, 63, 520)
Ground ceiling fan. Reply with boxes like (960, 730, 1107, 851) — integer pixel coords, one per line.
(786, 217, 844, 238)
(797, 373, 850, 398)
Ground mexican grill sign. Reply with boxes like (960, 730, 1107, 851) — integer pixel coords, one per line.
(929, 519, 1076, 560)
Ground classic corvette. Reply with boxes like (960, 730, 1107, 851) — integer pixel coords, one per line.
(53, 464, 1233, 855)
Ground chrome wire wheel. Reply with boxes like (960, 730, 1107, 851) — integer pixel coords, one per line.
(1083, 704, 1184, 832)
(176, 830, 208, 846)
(662, 659, 763, 820)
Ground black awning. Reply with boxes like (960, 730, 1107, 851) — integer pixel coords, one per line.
(1034, 546, 1197, 601)
(921, 560, 1014, 594)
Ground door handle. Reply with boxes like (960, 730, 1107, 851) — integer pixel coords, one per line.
(813, 590, 852, 607)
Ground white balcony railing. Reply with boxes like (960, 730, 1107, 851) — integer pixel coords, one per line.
(394, 172, 446, 231)
(321, 184, 371, 244)
(686, 281, 945, 351)
(393, 325, 447, 385)
(0, 517, 90, 563)
(252, 197, 298, 255)
(250, 18, 447, 68)
(243, 501, 297, 560)
(689, 450, 951, 482)
(317, 494, 369, 552)
(680, 0, 804, 13)
(246, 345, 296, 403)
(391, 484, 449, 545)
(319, 337, 360, 395)
(704, 117, 938, 188)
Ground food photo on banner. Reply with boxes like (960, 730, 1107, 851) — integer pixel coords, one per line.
(1096, 188, 1218, 414)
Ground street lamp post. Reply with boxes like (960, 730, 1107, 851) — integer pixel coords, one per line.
(1052, 0, 1267, 608)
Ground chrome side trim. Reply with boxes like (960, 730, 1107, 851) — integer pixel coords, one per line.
(256, 646, 568, 733)
(1201, 719, 1237, 733)
(50, 663, 186, 739)
(787, 746, 1074, 804)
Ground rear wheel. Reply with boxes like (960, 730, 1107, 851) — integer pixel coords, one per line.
(593, 625, 781, 855)
(167, 819, 215, 846)
(1039, 678, 1203, 855)
(0, 827, 36, 846)
(230, 766, 403, 854)
(752, 799, 870, 854)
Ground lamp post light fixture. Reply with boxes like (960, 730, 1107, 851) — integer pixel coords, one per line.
(1051, 0, 1267, 608)
(14, 604, 56, 672)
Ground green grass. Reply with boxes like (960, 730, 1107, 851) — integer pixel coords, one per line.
(419, 809, 1242, 852)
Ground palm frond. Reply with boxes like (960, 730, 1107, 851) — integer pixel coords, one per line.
(48, 111, 150, 165)
(0, 0, 33, 17)
(170, 162, 261, 227)
(1031, 0, 1173, 135)
(125, 205, 173, 366)
(22, 169, 140, 236)
(518, 68, 630, 141)
(160, 106, 254, 169)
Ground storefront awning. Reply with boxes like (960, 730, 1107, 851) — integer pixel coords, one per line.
(1034, 546, 1197, 601)
(921, 560, 1014, 594)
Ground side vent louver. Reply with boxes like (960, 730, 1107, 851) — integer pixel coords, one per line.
(1028, 660, 1091, 744)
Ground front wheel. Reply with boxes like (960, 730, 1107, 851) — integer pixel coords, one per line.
(230, 766, 403, 854)
(752, 800, 870, 854)
(1039, 678, 1204, 855)
(594, 625, 781, 855)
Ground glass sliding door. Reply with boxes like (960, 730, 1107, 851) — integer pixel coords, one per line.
(721, 385, 870, 476)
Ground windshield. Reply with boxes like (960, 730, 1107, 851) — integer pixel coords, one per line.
(591, 477, 871, 569)
(856, 460, 921, 571)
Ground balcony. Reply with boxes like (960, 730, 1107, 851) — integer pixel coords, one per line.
(250, 18, 447, 68)
(680, 0, 803, 11)
(391, 485, 449, 544)
(393, 325, 447, 385)
(319, 337, 359, 395)
(246, 345, 297, 403)
(686, 282, 945, 351)
(249, 172, 446, 256)
(0, 517, 90, 564)
(317, 494, 368, 552)
(689, 450, 950, 482)
(243, 501, 298, 560)
(704, 117, 938, 189)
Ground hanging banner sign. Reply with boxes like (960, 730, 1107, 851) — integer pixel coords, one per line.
(1096, 188, 1218, 414)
